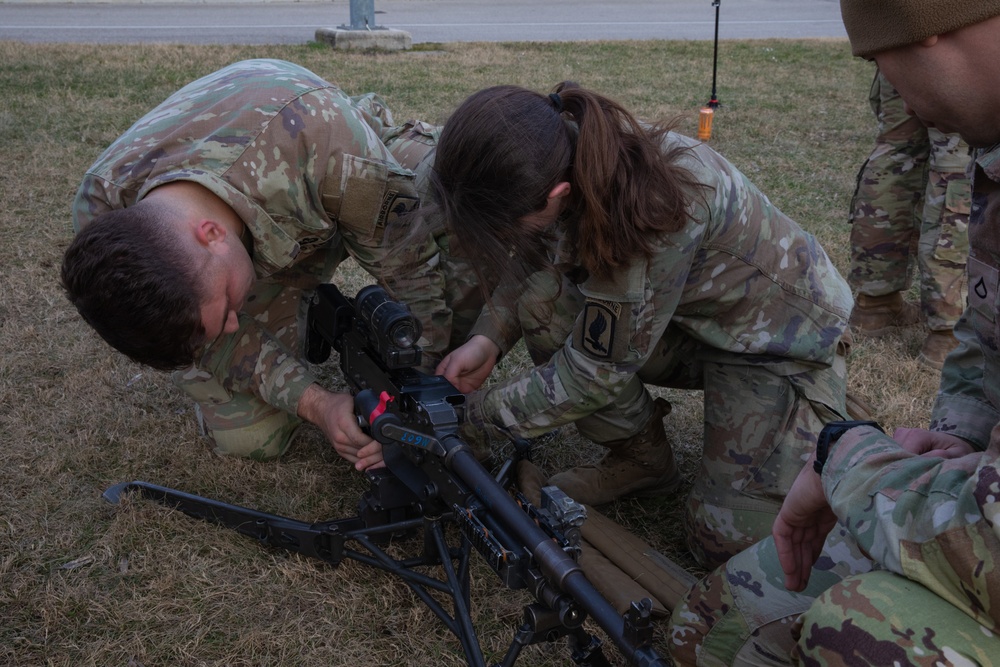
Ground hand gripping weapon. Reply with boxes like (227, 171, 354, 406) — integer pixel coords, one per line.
(103, 284, 667, 667)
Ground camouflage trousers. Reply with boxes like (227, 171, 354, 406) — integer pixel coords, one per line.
(516, 272, 849, 570)
(668, 529, 999, 666)
(848, 70, 971, 331)
(172, 281, 309, 461)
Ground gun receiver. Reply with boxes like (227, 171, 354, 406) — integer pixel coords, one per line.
(104, 284, 667, 667)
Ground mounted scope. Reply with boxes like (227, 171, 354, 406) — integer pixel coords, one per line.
(355, 284, 422, 352)
(349, 285, 423, 370)
(305, 284, 424, 371)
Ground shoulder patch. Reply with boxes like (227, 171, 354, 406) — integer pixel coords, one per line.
(968, 256, 998, 324)
(580, 298, 621, 359)
(378, 190, 420, 228)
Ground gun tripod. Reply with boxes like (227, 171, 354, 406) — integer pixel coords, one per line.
(104, 452, 663, 667)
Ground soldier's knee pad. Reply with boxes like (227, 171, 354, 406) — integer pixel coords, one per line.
(200, 404, 302, 461)
(174, 367, 302, 461)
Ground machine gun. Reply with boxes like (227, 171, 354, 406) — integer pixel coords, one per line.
(103, 284, 667, 667)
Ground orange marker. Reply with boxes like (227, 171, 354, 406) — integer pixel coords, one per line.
(697, 107, 714, 141)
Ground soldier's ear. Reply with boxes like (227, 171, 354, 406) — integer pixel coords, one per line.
(548, 181, 571, 201)
(192, 219, 227, 249)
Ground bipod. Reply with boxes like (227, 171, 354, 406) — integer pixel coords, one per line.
(497, 603, 610, 667)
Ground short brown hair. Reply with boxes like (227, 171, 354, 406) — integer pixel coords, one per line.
(61, 203, 206, 370)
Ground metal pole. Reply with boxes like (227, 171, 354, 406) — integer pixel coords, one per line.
(343, 0, 377, 30)
(708, 0, 721, 108)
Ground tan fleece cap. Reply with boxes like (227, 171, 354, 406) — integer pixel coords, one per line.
(840, 0, 1000, 57)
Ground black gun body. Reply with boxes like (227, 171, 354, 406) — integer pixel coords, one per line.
(106, 284, 666, 667)
(311, 284, 663, 665)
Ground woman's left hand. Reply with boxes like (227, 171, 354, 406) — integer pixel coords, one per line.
(436, 335, 501, 392)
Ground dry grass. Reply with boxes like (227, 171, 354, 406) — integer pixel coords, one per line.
(0, 39, 939, 666)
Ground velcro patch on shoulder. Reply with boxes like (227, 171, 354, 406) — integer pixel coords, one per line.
(379, 190, 420, 228)
(579, 297, 621, 359)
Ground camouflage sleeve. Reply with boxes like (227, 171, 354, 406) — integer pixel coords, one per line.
(72, 174, 119, 231)
(350, 92, 396, 139)
(467, 276, 526, 355)
(198, 312, 316, 416)
(469, 252, 685, 439)
(823, 426, 1000, 629)
(340, 117, 462, 367)
(468, 238, 567, 355)
(930, 311, 999, 451)
(468, 338, 649, 439)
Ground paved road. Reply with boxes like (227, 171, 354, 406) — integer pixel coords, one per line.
(0, 0, 847, 45)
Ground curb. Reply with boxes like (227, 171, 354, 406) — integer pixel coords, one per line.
(315, 26, 411, 50)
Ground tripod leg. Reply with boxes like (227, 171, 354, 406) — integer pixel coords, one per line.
(428, 518, 486, 667)
(496, 621, 533, 667)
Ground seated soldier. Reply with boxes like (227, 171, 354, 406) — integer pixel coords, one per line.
(668, 2, 1000, 663)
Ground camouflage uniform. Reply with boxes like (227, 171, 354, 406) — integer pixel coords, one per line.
(73, 59, 482, 459)
(466, 132, 853, 568)
(849, 70, 971, 331)
(667, 143, 1000, 666)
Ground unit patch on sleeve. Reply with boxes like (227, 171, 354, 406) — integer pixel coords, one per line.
(379, 190, 420, 228)
(579, 297, 621, 359)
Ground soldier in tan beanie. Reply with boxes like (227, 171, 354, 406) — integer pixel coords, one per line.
(841, 0, 1000, 146)
(841, 0, 1000, 59)
(666, 4, 1000, 666)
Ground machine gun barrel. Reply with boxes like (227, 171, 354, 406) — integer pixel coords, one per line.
(442, 436, 663, 665)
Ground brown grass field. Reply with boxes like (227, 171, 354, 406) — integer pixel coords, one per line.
(0, 39, 943, 666)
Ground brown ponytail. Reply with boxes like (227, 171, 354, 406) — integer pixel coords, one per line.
(432, 83, 700, 286)
(554, 82, 698, 279)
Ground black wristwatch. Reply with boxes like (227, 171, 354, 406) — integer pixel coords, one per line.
(814, 420, 884, 475)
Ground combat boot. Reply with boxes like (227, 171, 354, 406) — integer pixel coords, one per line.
(548, 397, 680, 506)
(849, 292, 921, 337)
(917, 329, 959, 370)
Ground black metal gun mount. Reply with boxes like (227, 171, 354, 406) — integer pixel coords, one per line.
(103, 284, 666, 667)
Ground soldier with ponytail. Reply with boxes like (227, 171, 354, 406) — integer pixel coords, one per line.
(431, 81, 854, 570)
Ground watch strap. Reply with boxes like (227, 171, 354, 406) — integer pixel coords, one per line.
(814, 419, 884, 475)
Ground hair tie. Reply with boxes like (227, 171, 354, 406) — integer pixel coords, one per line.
(548, 92, 563, 113)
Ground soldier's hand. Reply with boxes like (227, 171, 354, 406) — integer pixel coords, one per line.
(436, 335, 501, 393)
(893, 427, 976, 459)
(297, 384, 384, 470)
(772, 459, 837, 593)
